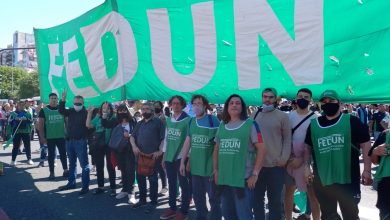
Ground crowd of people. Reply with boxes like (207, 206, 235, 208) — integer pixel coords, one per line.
(0, 88, 389, 220)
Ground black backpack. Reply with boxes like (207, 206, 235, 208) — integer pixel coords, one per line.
(109, 125, 130, 152)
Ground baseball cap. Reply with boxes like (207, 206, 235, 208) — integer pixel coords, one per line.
(319, 90, 340, 101)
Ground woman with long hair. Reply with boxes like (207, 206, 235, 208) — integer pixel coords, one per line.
(213, 94, 266, 220)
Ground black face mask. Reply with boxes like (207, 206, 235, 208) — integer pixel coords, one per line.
(154, 108, 162, 114)
(321, 103, 340, 116)
(296, 98, 310, 109)
(117, 113, 128, 121)
(142, 112, 153, 119)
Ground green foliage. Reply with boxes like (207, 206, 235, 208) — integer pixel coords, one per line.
(0, 66, 39, 99)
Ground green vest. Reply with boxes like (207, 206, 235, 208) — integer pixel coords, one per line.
(311, 114, 352, 186)
(43, 107, 65, 139)
(375, 132, 390, 181)
(217, 119, 252, 188)
(189, 117, 218, 177)
(165, 116, 190, 162)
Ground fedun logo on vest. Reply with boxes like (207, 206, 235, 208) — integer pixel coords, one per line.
(219, 138, 241, 155)
(192, 134, 210, 149)
(167, 128, 181, 141)
(317, 134, 344, 154)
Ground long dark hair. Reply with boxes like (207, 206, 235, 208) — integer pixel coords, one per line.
(116, 104, 133, 122)
(222, 94, 248, 123)
(98, 101, 114, 118)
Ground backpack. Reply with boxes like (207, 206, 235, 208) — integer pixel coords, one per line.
(108, 125, 129, 152)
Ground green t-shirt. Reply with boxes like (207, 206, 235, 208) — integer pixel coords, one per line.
(311, 114, 352, 186)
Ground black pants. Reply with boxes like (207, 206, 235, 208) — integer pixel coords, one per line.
(12, 133, 31, 161)
(95, 145, 116, 189)
(47, 138, 68, 173)
(137, 170, 158, 204)
(157, 156, 167, 188)
(313, 178, 360, 220)
(115, 148, 135, 194)
(377, 177, 390, 220)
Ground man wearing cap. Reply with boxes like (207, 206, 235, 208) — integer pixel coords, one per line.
(251, 88, 291, 220)
(305, 90, 373, 220)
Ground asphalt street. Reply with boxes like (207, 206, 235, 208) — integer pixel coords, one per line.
(0, 138, 380, 220)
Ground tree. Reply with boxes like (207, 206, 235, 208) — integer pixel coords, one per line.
(0, 66, 29, 99)
(18, 71, 40, 99)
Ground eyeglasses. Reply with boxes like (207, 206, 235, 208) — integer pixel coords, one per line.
(73, 103, 83, 106)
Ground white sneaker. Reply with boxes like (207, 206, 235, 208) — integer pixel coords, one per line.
(27, 160, 34, 165)
(91, 165, 96, 173)
(10, 161, 16, 166)
(128, 194, 138, 204)
(115, 191, 128, 199)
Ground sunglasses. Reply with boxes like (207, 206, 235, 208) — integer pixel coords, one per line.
(73, 103, 83, 106)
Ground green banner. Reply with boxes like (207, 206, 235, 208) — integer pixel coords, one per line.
(34, 0, 390, 105)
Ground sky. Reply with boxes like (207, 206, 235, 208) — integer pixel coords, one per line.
(0, 0, 104, 48)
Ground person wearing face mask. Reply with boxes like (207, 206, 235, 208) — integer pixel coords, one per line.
(305, 90, 373, 220)
(58, 89, 90, 195)
(179, 94, 222, 220)
(130, 102, 166, 214)
(251, 88, 291, 220)
(154, 101, 169, 196)
(284, 88, 320, 220)
(38, 93, 68, 180)
(102, 104, 138, 203)
(86, 102, 117, 196)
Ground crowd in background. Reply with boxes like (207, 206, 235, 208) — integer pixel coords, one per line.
(0, 89, 389, 220)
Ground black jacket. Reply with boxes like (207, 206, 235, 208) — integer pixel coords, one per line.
(59, 101, 88, 139)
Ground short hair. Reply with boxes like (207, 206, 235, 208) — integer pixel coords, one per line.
(221, 94, 248, 123)
(168, 95, 186, 109)
(49, 93, 57, 98)
(154, 101, 164, 109)
(191, 94, 211, 111)
(297, 88, 312, 97)
(74, 95, 84, 100)
(143, 102, 155, 112)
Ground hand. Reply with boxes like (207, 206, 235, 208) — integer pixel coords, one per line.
(132, 147, 140, 157)
(287, 157, 303, 169)
(123, 132, 130, 138)
(179, 162, 186, 176)
(304, 165, 314, 185)
(87, 106, 95, 113)
(361, 170, 373, 186)
(152, 150, 163, 160)
(373, 144, 389, 156)
(247, 175, 258, 190)
(61, 88, 67, 101)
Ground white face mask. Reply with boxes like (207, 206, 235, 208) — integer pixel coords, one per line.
(193, 106, 205, 116)
(262, 104, 275, 112)
(74, 105, 83, 112)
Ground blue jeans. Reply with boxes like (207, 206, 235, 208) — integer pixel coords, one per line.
(192, 175, 222, 220)
(165, 159, 192, 214)
(221, 185, 254, 220)
(137, 170, 158, 204)
(66, 139, 90, 189)
(254, 167, 286, 220)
